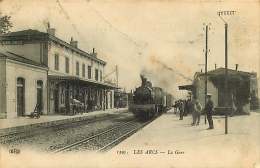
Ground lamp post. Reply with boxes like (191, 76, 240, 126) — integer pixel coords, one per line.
(217, 10, 236, 134)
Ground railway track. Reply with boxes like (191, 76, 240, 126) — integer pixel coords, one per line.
(53, 115, 160, 153)
(0, 114, 127, 144)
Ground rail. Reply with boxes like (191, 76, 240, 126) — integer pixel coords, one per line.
(52, 120, 137, 153)
(54, 114, 162, 153)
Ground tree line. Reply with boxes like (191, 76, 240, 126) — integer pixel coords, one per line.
(0, 13, 12, 34)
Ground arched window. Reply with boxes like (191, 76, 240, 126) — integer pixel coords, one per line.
(17, 77, 25, 116)
(37, 80, 43, 88)
(17, 77, 25, 85)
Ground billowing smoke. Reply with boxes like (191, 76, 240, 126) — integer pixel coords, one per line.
(140, 56, 192, 98)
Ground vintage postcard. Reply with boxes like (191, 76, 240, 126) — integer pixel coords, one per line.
(0, 0, 259, 167)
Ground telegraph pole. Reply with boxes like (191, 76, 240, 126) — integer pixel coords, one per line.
(218, 10, 236, 134)
(224, 23, 228, 134)
(204, 24, 209, 124)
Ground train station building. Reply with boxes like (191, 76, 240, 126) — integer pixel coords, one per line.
(0, 51, 48, 119)
(0, 27, 116, 119)
(179, 67, 258, 115)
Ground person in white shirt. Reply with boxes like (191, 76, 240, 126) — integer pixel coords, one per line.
(194, 99, 202, 125)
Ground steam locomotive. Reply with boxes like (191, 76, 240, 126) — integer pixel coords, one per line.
(129, 75, 173, 120)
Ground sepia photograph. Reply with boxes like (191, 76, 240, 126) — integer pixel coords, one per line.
(0, 0, 259, 167)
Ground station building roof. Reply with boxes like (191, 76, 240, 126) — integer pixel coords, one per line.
(179, 67, 256, 91)
(195, 68, 255, 78)
(0, 29, 106, 65)
(0, 51, 48, 69)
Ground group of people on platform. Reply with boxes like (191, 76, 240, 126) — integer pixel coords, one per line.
(173, 94, 214, 129)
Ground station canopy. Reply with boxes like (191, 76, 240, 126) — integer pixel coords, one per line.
(178, 84, 194, 91)
(48, 75, 118, 89)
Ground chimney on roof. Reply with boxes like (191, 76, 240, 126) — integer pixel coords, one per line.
(235, 64, 239, 71)
(92, 48, 97, 57)
(70, 37, 78, 48)
(46, 22, 56, 36)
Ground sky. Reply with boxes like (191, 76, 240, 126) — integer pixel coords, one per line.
(0, 0, 259, 98)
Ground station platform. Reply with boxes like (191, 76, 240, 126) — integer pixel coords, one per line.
(0, 108, 127, 136)
(109, 109, 260, 168)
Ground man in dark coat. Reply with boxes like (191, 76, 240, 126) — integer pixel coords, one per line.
(205, 94, 214, 129)
(179, 100, 184, 120)
(184, 100, 188, 116)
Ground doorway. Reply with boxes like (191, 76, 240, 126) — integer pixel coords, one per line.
(17, 77, 25, 116)
(37, 80, 43, 114)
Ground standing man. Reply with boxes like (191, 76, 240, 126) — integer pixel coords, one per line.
(187, 98, 192, 116)
(191, 98, 196, 126)
(190, 97, 197, 126)
(173, 101, 178, 114)
(194, 99, 202, 125)
(179, 100, 184, 120)
(184, 100, 188, 116)
(205, 94, 214, 129)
